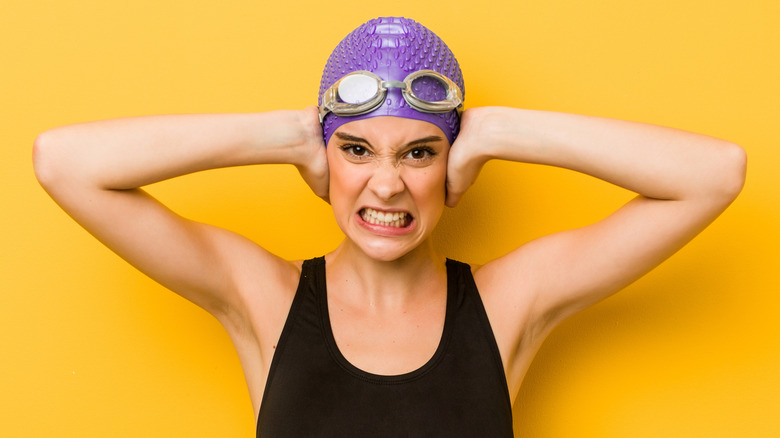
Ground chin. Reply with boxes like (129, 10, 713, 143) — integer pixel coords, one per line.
(353, 237, 422, 263)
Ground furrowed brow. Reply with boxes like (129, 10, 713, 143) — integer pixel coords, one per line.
(334, 132, 444, 148)
(334, 132, 370, 145)
(407, 135, 445, 147)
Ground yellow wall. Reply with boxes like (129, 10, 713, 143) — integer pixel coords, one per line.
(3, 0, 778, 436)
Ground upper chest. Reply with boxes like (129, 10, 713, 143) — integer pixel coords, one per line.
(327, 287, 447, 376)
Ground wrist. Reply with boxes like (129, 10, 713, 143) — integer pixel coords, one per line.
(290, 106, 326, 167)
(470, 106, 540, 162)
(242, 109, 321, 166)
(460, 107, 514, 161)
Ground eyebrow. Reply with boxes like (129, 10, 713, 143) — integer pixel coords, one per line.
(334, 132, 370, 144)
(407, 135, 446, 147)
(334, 132, 445, 147)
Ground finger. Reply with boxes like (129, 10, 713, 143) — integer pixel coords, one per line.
(315, 175, 330, 204)
(445, 181, 463, 208)
(445, 192, 462, 208)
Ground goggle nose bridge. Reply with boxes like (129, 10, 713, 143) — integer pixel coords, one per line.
(380, 80, 407, 91)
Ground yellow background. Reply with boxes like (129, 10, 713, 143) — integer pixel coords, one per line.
(2, 0, 778, 436)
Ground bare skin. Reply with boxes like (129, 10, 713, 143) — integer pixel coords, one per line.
(33, 105, 746, 419)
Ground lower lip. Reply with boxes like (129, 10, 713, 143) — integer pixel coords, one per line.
(356, 211, 416, 236)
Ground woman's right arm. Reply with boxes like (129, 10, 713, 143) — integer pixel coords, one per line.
(33, 107, 328, 325)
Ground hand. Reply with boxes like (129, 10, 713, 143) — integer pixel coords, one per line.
(294, 106, 330, 203)
(445, 108, 491, 207)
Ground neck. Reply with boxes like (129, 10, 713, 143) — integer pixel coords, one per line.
(325, 239, 446, 311)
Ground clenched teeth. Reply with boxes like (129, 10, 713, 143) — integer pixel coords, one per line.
(361, 207, 410, 228)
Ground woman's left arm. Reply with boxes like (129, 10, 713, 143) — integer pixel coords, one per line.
(448, 106, 746, 364)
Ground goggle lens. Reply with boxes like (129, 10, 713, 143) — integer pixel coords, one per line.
(409, 75, 448, 102)
(337, 74, 380, 104)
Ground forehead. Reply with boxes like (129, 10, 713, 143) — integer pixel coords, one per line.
(327, 117, 449, 148)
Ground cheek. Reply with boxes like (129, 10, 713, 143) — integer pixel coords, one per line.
(328, 159, 368, 213)
(328, 174, 355, 230)
(326, 149, 348, 193)
(405, 165, 447, 203)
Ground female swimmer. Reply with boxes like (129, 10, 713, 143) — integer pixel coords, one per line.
(33, 17, 745, 437)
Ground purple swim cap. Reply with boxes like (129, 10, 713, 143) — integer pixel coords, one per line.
(318, 17, 465, 146)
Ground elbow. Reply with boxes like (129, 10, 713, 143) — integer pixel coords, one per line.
(32, 131, 58, 190)
(33, 129, 77, 192)
(716, 141, 747, 203)
(694, 141, 746, 208)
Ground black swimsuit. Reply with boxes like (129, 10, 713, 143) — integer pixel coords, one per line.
(256, 257, 514, 437)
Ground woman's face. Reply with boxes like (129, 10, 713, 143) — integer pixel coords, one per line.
(327, 116, 450, 262)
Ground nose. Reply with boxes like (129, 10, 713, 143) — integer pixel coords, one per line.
(367, 159, 405, 201)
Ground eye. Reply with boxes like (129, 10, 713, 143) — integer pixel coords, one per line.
(340, 144, 371, 159)
(403, 146, 436, 161)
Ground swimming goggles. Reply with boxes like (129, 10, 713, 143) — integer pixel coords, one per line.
(318, 70, 464, 122)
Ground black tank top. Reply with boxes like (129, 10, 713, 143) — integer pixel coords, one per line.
(256, 257, 514, 437)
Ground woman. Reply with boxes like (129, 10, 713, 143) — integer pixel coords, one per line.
(33, 17, 745, 437)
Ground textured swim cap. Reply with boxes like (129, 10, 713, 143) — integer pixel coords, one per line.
(318, 17, 464, 146)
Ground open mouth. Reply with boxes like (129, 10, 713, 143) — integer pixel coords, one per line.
(360, 207, 413, 228)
